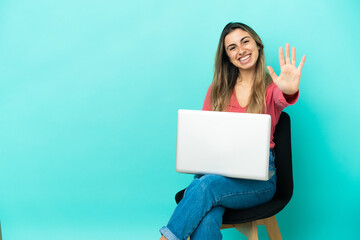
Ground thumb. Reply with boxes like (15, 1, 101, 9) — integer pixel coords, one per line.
(267, 66, 278, 81)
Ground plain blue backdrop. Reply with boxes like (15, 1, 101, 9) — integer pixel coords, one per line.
(0, 0, 359, 239)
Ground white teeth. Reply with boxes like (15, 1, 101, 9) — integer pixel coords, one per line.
(240, 55, 250, 61)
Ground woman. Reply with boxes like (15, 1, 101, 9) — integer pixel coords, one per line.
(159, 22, 306, 240)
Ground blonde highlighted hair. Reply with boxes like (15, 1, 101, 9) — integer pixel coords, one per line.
(211, 22, 272, 113)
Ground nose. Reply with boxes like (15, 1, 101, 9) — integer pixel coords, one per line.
(237, 46, 246, 56)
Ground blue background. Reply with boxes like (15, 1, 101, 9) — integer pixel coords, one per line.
(0, 0, 359, 239)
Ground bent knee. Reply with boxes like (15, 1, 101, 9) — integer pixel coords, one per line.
(200, 174, 227, 187)
(197, 175, 226, 195)
(185, 175, 227, 204)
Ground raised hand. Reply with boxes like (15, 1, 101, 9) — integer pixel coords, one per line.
(267, 43, 306, 95)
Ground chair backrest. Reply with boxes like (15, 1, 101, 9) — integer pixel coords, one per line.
(273, 112, 293, 202)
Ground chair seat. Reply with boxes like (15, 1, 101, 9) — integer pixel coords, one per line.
(222, 198, 290, 224)
(175, 187, 291, 225)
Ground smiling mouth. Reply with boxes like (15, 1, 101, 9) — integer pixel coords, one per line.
(239, 54, 251, 63)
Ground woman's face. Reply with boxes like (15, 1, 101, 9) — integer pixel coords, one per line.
(224, 28, 260, 72)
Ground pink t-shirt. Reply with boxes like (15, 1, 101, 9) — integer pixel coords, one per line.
(202, 82, 299, 148)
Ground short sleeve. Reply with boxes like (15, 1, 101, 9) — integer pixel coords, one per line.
(202, 85, 212, 111)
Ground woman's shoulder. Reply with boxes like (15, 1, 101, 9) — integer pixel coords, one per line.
(202, 84, 212, 111)
(205, 84, 213, 95)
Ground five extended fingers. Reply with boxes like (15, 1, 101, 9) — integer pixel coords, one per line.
(278, 43, 306, 70)
(270, 43, 306, 82)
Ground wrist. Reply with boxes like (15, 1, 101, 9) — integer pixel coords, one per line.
(283, 91, 298, 97)
(282, 89, 299, 96)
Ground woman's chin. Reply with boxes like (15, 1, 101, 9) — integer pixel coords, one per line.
(237, 64, 256, 72)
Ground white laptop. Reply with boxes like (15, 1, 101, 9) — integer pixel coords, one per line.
(176, 109, 271, 181)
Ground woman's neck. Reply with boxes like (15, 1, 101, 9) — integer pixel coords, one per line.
(236, 69, 255, 87)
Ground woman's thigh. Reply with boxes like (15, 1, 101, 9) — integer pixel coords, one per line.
(196, 174, 276, 209)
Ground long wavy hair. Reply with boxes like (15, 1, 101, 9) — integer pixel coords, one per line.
(211, 22, 272, 113)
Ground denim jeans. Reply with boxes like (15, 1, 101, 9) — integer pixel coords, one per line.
(160, 149, 277, 240)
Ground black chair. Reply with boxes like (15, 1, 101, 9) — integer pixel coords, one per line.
(175, 112, 293, 239)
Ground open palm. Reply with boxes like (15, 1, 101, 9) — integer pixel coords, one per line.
(267, 43, 306, 95)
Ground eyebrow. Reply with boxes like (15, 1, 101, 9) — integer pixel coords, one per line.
(226, 36, 250, 50)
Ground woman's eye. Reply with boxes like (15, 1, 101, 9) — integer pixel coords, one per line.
(230, 47, 236, 51)
(243, 40, 249, 44)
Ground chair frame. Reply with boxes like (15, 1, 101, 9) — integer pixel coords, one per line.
(221, 215, 282, 240)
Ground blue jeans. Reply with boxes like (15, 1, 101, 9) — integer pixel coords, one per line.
(160, 149, 277, 240)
